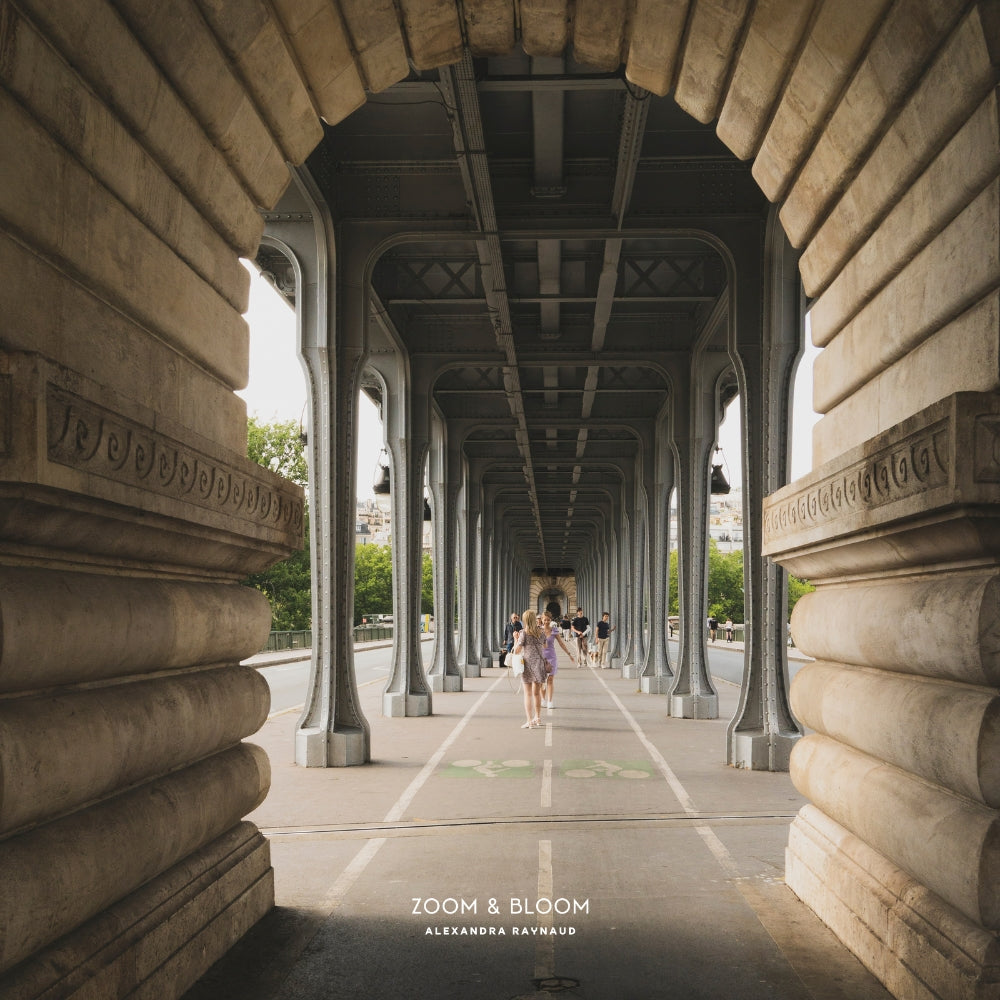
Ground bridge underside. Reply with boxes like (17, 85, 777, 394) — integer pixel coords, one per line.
(2, 2, 1000, 999)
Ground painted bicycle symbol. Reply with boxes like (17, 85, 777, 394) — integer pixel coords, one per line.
(442, 758, 534, 778)
(561, 759, 651, 779)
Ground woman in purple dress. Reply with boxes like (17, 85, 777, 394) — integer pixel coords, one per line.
(540, 610, 572, 710)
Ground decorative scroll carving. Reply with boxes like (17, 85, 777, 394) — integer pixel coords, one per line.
(46, 384, 303, 535)
(973, 415, 1000, 482)
(763, 422, 950, 544)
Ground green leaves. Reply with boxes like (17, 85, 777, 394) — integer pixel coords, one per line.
(353, 545, 433, 623)
(244, 416, 310, 629)
(668, 542, 813, 622)
(354, 543, 393, 623)
(246, 415, 308, 487)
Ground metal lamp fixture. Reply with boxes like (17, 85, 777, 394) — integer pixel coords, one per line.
(372, 449, 390, 495)
(710, 447, 731, 495)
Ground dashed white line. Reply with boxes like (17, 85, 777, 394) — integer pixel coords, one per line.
(588, 665, 743, 878)
(534, 840, 555, 979)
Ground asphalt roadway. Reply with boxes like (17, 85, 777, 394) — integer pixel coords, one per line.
(184, 642, 891, 1000)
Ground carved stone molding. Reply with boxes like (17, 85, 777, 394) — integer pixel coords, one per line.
(764, 393, 1000, 577)
(764, 421, 950, 545)
(46, 384, 303, 538)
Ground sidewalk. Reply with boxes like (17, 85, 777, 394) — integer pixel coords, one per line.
(243, 633, 433, 669)
(186, 648, 885, 1000)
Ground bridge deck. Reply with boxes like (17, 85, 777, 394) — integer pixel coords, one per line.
(185, 648, 891, 1000)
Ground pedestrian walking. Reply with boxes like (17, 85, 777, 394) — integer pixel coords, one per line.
(595, 612, 616, 667)
(513, 609, 548, 728)
(571, 607, 590, 663)
(540, 610, 572, 708)
(501, 612, 521, 667)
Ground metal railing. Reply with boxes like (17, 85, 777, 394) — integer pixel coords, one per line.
(261, 626, 400, 652)
(264, 630, 312, 651)
(352, 625, 394, 642)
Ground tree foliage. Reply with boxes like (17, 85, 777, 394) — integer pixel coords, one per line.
(707, 542, 744, 621)
(246, 512, 313, 630)
(353, 545, 434, 624)
(247, 415, 308, 487)
(667, 541, 814, 622)
(354, 543, 393, 624)
(787, 573, 815, 616)
(422, 552, 434, 616)
(244, 417, 311, 630)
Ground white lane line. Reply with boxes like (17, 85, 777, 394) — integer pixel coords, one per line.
(696, 824, 742, 878)
(587, 665, 743, 877)
(312, 675, 505, 910)
(267, 703, 304, 720)
(541, 759, 553, 808)
(318, 836, 386, 911)
(266, 673, 388, 719)
(588, 665, 695, 812)
(534, 840, 555, 979)
(384, 676, 505, 823)
(544, 722, 553, 747)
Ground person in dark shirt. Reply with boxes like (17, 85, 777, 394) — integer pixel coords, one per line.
(560, 612, 571, 639)
(595, 612, 616, 667)
(501, 612, 522, 667)
(570, 607, 590, 663)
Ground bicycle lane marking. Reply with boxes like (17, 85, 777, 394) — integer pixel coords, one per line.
(318, 674, 507, 913)
(585, 664, 740, 878)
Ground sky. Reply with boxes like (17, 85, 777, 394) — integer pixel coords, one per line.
(237, 263, 819, 498)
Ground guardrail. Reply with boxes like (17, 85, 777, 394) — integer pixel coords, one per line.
(264, 630, 313, 651)
(352, 625, 394, 642)
(262, 626, 399, 651)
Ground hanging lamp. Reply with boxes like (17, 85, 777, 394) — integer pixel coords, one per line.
(710, 447, 731, 495)
(372, 449, 391, 495)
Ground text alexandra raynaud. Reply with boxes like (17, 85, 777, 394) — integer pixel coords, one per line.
(413, 896, 589, 935)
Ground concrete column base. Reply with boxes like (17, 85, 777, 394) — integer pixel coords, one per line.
(480, 656, 493, 671)
(0, 823, 271, 1000)
(382, 692, 431, 718)
(670, 692, 719, 719)
(640, 674, 671, 694)
(621, 661, 641, 680)
(465, 660, 481, 678)
(429, 674, 463, 693)
(295, 726, 368, 765)
(729, 730, 798, 771)
(611, 656, 623, 670)
(787, 805, 1000, 1000)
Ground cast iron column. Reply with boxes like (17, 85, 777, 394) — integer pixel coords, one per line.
(727, 212, 804, 769)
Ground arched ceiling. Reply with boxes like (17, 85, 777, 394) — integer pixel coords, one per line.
(275, 43, 770, 569)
